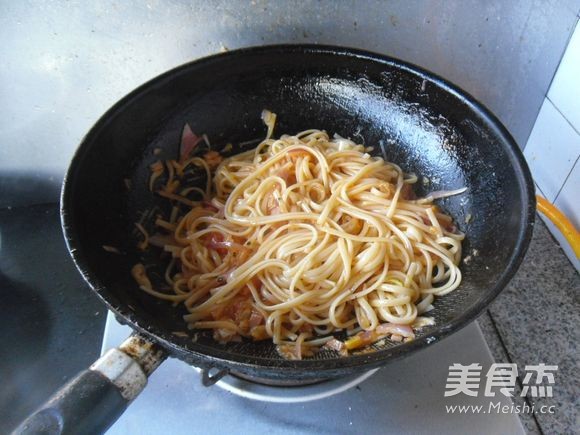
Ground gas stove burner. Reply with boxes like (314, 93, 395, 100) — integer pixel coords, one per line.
(229, 371, 329, 387)
(102, 312, 379, 403)
(102, 312, 523, 434)
(194, 367, 379, 403)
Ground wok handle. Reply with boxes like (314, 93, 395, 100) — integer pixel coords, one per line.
(13, 333, 166, 435)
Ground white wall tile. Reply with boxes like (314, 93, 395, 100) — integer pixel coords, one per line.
(524, 99, 580, 201)
(554, 158, 580, 229)
(548, 19, 580, 132)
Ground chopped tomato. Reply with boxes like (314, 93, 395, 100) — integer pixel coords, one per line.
(287, 149, 310, 162)
(400, 184, 416, 200)
(239, 286, 251, 297)
(443, 221, 457, 233)
(275, 165, 296, 185)
(210, 305, 226, 320)
(250, 276, 261, 289)
(203, 151, 223, 169)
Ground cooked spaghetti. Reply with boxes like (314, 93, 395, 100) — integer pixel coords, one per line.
(132, 111, 464, 359)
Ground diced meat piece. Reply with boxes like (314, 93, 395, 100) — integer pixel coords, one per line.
(250, 325, 269, 341)
(323, 338, 348, 356)
(249, 310, 264, 328)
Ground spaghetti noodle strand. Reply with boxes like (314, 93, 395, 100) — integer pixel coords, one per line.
(134, 112, 465, 359)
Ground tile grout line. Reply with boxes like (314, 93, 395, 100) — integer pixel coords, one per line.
(552, 154, 579, 203)
(546, 97, 580, 136)
(486, 310, 545, 435)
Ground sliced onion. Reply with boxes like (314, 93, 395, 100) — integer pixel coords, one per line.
(149, 233, 177, 248)
(376, 323, 415, 338)
(261, 110, 276, 139)
(180, 123, 203, 161)
(332, 133, 356, 151)
(420, 187, 467, 202)
(206, 239, 233, 250)
(413, 316, 436, 328)
(417, 294, 434, 314)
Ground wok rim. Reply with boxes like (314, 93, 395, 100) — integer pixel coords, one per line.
(61, 44, 536, 375)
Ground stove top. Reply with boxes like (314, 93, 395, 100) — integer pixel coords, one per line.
(0, 204, 106, 432)
(102, 313, 524, 434)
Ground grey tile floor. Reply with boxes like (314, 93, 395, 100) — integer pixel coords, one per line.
(478, 216, 579, 434)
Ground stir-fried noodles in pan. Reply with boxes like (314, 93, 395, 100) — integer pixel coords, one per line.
(131, 111, 465, 360)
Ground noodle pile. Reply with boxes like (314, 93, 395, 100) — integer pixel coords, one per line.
(132, 112, 464, 359)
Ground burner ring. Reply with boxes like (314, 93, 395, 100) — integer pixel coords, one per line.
(194, 367, 379, 403)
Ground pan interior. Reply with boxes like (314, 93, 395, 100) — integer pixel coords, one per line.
(63, 46, 532, 377)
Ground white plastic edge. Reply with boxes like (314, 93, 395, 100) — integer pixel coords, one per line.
(91, 348, 147, 402)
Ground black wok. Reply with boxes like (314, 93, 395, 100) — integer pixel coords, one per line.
(16, 45, 535, 434)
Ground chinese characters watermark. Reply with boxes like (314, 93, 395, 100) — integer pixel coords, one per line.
(444, 363, 557, 398)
